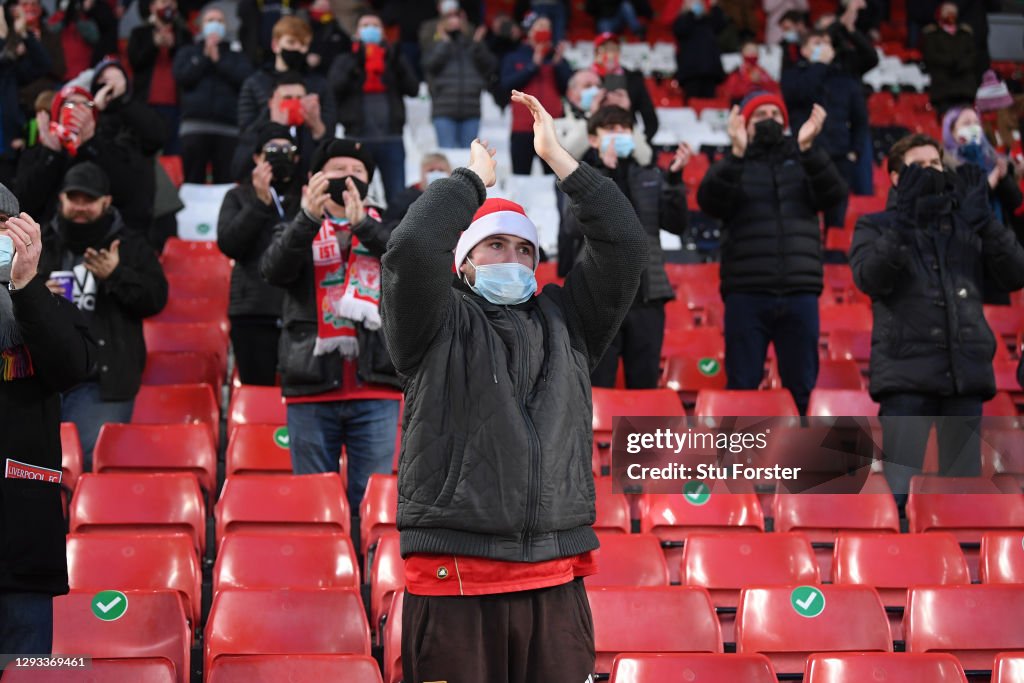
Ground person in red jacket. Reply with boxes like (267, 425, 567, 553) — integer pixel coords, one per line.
(720, 39, 780, 106)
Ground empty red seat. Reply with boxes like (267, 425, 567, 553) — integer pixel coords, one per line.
(53, 590, 190, 683)
(215, 473, 350, 541)
(165, 273, 229, 306)
(69, 472, 206, 554)
(984, 305, 1024, 343)
(807, 389, 879, 417)
(905, 584, 1024, 674)
(592, 388, 685, 472)
(93, 423, 217, 503)
(736, 585, 892, 676)
(227, 385, 287, 435)
(205, 588, 371, 673)
(207, 655, 383, 683)
(225, 423, 293, 476)
(677, 280, 723, 327)
(995, 653, 1024, 683)
(660, 326, 724, 361)
(370, 532, 405, 642)
(979, 532, 1024, 584)
(609, 653, 776, 682)
(694, 389, 799, 418)
(994, 359, 1024, 395)
(383, 591, 404, 683)
(143, 322, 230, 377)
(67, 532, 201, 628)
(131, 384, 219, 440)
(588, 533, 670, 586)
(907, 486, 1024, 543)
(589, 586, 722, 675)
(2, 658, 177, 682)
(594, 476, 631, 534)
(142, 351, 223, 391)
(984, 392, 1020, 419)
(213, 531, 359, 593)
(150, 296, 228, 333)
(60, 421, 83, 494)
(666, 262, 719, 287)
(661, 353, 727, 402)
(820, 304, 872, 336)
(161, 237, 231, 279)
(805, 652, 968, 683)
(360, 473, 397, 562)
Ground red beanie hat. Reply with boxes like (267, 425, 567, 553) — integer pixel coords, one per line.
(740, 91, 789, 127)
(454, 198, 539, 270)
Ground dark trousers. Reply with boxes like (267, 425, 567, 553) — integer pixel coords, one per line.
(680, 77, 720, 99)
(592, 303, 666, 389)
(0, 592, 53, 667)
(510, 132, 553, 175)
(360, 137, 406, 205)
(402, 578, 595, 683)
(151, 104, 181, 155)
(878, 393, 983, 505)
(181, 132, 238, 184)
(229, 316, 280, 386)
(724, 292, 820, 415)
(824, 155, 855, 229)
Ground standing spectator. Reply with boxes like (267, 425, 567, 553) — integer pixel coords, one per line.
(956, 0, 998, 81)
(45, 0, 117, 82)
(777, 8, 809, 72)
(592, 32, 658, 141)
(906, 0, 941, 49)
(921, 2, 978, 114)
(422, 1, 497, 148)
(697, 93, 846, 414)
(259, 138, 401, 511)
(173, 4, 253, 184)
(0, 190, 94, 665)
(585, 0, 649, 38)
(555, 67, 652, 164)
(302, 0, 351, 77)
(127, 0, 192, 155)
(515, 0, 573, 43)
(383, 151, 451, 224)
(383, 93, 647, 682)
(782, 28, 868, 229)
(720, 39, 780, 105)
(328, 12, 419, 204)
(672, 0, 727, 99)
(764, 0, 807, 47)
(567, 105, 689, 389)
(38, 163, 168, 469)
(236, 0, 291, 67)
(237, 16, 336, 136)
(850, 135, 1024, 505)
(0, 2, 51, 163)
(217, 123, 299, 386)
(500, 15, 571, 174)
(719, 0, 758, 42)
(376, 0, 439, 81)
(817, 6, 878, 77)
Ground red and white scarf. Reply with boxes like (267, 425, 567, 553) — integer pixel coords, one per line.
(312, 216, 382, 357)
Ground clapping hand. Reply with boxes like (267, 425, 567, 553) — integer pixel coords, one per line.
(798, 104, 826, 152)
(726, 105, 747, 157)
(466, 138, 497, 188)
(83, 239, 120, 280)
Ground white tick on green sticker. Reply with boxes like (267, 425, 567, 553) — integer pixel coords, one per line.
(683, 480, 710, 506)
(273, 426, 290, 449)
(697, 357, 720, 377)
(790, 586, 825, 618)
(91, 590, 128, 621)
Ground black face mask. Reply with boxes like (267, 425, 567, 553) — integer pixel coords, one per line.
(917, 167, 948, 196)
(280, 48, 307, 72)
(327, 176, 369, 206)
(752, 119, 784, 148)
(265, 151, 296, 186)
(57, 212, 114, 255)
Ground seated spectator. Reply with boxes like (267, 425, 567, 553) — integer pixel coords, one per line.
(173, 4, 254, 184)
(565, 105, 688, 388)
(217, 123, 301, 386)
(673, 0, 727, 99)
(777, 8, 808, 72)
(237, 16, 336, 136)
(383, 151, 451, 224)
(328, 12, 419, 203)
(585, 0, 649, 39)
(850, 135, 1024, 506)
(555, 68, 652, 164)
(128, 0, 192, 156)
(500, 14, 571, 174)
(975, 70, 1021, 160)
(422, 0, 497, 148)
(592, 32, 658, 141)
(301, 0, 351, 76)
(697, 93, 844, 414)
(764, 0, 807, 46)
(259, 138, 400, 511)
(720, 39, 780, 105)
(922, 2, 978, 114)
(38, 162, 168, 469)
(815, 6, 878, 77)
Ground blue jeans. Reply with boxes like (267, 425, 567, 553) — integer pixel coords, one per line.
(432, 117, 481, 149)
(595, 1, 642, 35)
(723, 293, 820, 415)
(0, 592, 53, 665)
(287, 399, 400, 509)
(61, 382, 135, 472)
(359, 138, 406, 207)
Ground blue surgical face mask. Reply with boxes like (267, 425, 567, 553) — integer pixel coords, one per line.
(359, 25, 383, 44)
(467, 258, 537, 305)
(602, 132, 635, 159)
(203, 20, 226, 40)
(425, 170, 448, 186)
(810, 44, 824, 62)
(0, 234, 12, 274)
(690, 1, 704, 17)
(579, 85, 600, 111)
(783, 30, 799, 43)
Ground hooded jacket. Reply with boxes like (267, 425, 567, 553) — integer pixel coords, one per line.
(381, 163, 648, 562)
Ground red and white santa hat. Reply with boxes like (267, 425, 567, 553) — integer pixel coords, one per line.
(454, 198, 539, 270)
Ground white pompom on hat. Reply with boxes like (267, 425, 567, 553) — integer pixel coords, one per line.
(454, 198, 539, 270)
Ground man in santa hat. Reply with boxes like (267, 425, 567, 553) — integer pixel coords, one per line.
(381, 89, 647, 682)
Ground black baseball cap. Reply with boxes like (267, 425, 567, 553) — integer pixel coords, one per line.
(61, 162, 111, 198)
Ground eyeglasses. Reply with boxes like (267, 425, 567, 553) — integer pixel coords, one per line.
(63, 100, 95, 110)
(263, 143, 298, 156)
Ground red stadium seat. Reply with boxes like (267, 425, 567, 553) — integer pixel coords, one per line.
(370, 532, 405, 642)
(661, 353, 727, 404)
(591, 388, 685, 473)
(165, 273, 229, 307)
(594, 476, 631, 534)
(820, 304, 872, 337)
(588, 586, 722, 676)
(150, 296, 229, 333)
(823, 264, 855, 298)
(984, 392, 1019, 418)
(995, 653, 1024, 683)
(207, 655, 383, 683)
(69, 472, 206, 554)
(159, 155, 184, 188)
(807, 389, 879, 417)
(143, 322, 229, 378)
(213, 531, 359, 593)
(681, 533, 819, 643)
(161, 237, 231, 279)
(994, 359, 1024, 395)
(60, 421, 83, 494)
(2, 659, 177, 682)
(905, 585, 1024, 675)
(205, 588, 371, 673)
(383, 591, 404, 683)
(827, 328, 871, 366)
(93, 423, 217, 503)
(131, 383, 219, 439)
(736, 585, 892, 676)
(53, 590, 190, 683)
(984, 305, 1024, 344)
(979, 532, 1024, 584)
(666, 262, 719, 287)
(833, 532, 969, 639)
(360, 473, 397, 562)
(227, 385, 287, 435)
(588, 533, 670, 586)
(142, 351, 223, 391)
(664, 297, 698, 331)
(640, 491, 765, 583)
(825, 227, 854, 254)
(215, 473, 350, 541)
(677, 280, 723, 327)
(693, 389, 799, 418)
(224, 423, 293, 476)
(805, 652, 968, 683)
(770, 359, 863, 391)
(610, 653, 777, 683)
(660, 325, 724, 362)
(67, 532, 202, 629)
(534, 261, 563, 288)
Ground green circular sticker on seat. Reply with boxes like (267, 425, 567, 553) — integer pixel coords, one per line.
(790, 586, 825, 618)
(273, 427, 290, 449)
(91, 590, 128, 621)
(697, 357, 720, 376)
(683, 480, 710, 506)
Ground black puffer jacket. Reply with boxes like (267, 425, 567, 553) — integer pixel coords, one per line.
(327, 42, 419, 137)
(850, 167, 1024, 400)
(382, 163, 648, 562)
(173, 40, 254, 126)
(697, 139, 847, 296)
(422, 30, 497, 121)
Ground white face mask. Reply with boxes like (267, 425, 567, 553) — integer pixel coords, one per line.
(956, 124, 983, 145)
(425, 170, 449, 186)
